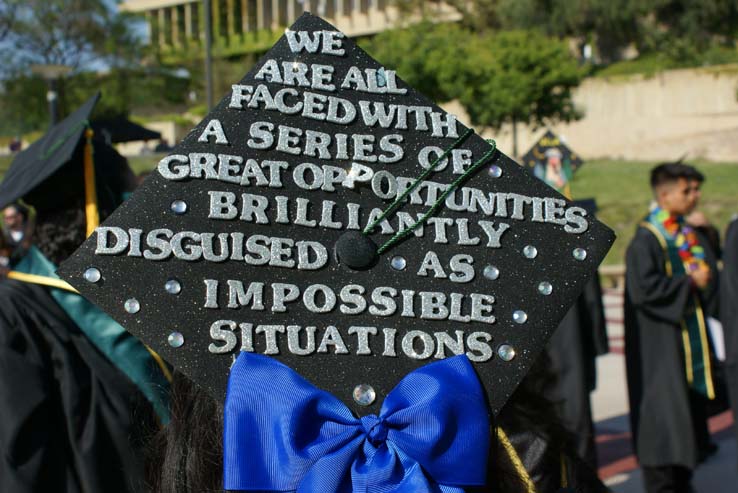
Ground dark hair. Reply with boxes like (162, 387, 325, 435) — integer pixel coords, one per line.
(146, 372, 224, 493)
(650, 162, 705, 190)
(28, 139, 135, 266)
(33, 204, 89, 266)
(686, 166, 705, 183)
(146, 355, 575, 493)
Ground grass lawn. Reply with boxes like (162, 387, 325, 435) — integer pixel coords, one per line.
(1, 154, 736, 265)
(573, 159, 738, 265)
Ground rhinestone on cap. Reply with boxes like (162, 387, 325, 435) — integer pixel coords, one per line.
(353, 384, 376, 406)
(489, 165, 503, 178)
(483, 265, 500, 280)
(124, 298, 140, 314)
(538, 282, 553, 296)
(168, 331, 184, 348)
(523, 245, 538, 259)
(165, 278, 182, 295)
(512, 310, 528, 324)
(573, 248, 587, 261)
(498, 344, 516, 362)
(170, 200, 188, 215)
(83, 267, 101, 283)
(390, 256, 406, 271)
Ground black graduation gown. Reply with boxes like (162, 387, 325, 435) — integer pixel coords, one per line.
(505, 430, 610, 493)
(494, 352, 610, 493)
(547, 276, 608, 468)
(624, 226, 705, 468)
(0, 280, 152, 492)
(720, 219, 738, 448)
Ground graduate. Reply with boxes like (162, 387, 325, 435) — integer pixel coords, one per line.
(524, 133, 609, 468)
(0, 93, 170, 492)
(624, 162, 716, 493)
(547, 276, 608, 468)
(58, 14, 616, 493)
(721, 216, 738, 457)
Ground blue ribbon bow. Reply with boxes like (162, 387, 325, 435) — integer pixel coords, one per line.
(224, 353, 490, 492)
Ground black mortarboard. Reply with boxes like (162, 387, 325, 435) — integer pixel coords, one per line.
(0, 93, 99, 209)
(58, 14, 614, 418)
(521, 129, 583, 197)
(0, 92, 136, 215)
(573, 198, 598, 216)
(91, 117, 162, 144)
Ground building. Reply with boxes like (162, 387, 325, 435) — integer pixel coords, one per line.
(121, 0, 461, 58)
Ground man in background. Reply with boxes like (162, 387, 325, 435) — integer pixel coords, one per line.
(625, 162, 716, 493)
(3, 203, 28, 248)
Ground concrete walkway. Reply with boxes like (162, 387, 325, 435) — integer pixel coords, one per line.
(593, 288, 737, 492)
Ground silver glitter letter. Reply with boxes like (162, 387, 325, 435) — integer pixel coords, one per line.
(157, 155, 189, 180)
(449, 254, 475, 283)
(287, 325, 316, 356)
(434, 331, 465, 358)
(317, 326, 349, 354)
(339, 285, 367, 314)
(478, 221, 510, 248)
(402, 330, 435, 360)
(466, 332, 493, 362)
(95, 227, 129, 255)
(197, 119, 229, 145)
(303, 284, 337, 313)
(564, 207, 589, 234)
(208, 191, 238, 220)
(227, 281, 265, 310)
(208, 320, 238, 353)
(255, 325, 285, 354)
(271, 283, 300, 312)
(417, 251, 447, 279)
(348, 326, 377, 355)
(382, 328, 397, 357)
(470, 294, 495, 324)
(204, 279, 219, 308)
(296, 241, 328, 270)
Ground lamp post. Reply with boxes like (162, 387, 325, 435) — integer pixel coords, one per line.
(31, 64, 73, 126)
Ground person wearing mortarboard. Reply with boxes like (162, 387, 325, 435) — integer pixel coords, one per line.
(526, 138, 608, 470)
(532, 148, 574, 199)
(624, 162, 719, 493)
(53, 15, 617, 492)
(0, 93, 171, 492)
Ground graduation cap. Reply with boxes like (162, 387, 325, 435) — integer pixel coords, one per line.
(573, 197, 598, 216)
(91, 116, 162, 145)
(0, 92, 136, 223)
(521, 129, 583, 198)
(59, 14, 614, 427)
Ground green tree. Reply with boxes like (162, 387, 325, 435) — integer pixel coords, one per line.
(5, 0, 135, 71)
(392, 0, 502, 32)
(394, 1, 738, 64)
(0, 0, 20, 42)
(497, 0, 645, 63)
(365, 23, 583, 157)
(0, 1, 151, 134)
(497, 0, 738, 63)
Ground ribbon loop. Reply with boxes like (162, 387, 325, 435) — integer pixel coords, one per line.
(224, 353, 490, 492)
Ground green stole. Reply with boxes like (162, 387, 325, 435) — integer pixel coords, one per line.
(642, 213, 715, 399)
(13, 246, 172, 421)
